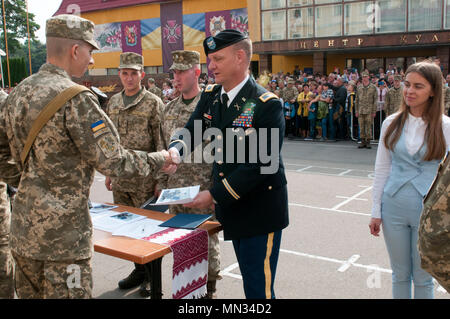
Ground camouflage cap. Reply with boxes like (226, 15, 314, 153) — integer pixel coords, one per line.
(287, 78, 295, 84)
(46, 14, 99, 50)
(361, 71, 370, 77)
(170, 50, 200, 71)
(119, 52, 144, 70)
(394, 75, 402, 81)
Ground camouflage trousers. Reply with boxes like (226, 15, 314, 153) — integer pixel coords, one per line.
(0, 240, 14, 299)
(113, 190, 153, 209)
(358, 114, 373, 140)
(170, 205, 221, 282)
(12, 252, 92, 299)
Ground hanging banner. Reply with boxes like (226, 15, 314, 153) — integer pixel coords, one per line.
(94, 23, 122, 53)
(183, 13, 205, 48)
(141, 18, 162, 50)
(205, 10, 231, 38)
(161, 1, 184, 73)
(230, 8, 249, 37)
(121, 20, 142, 54)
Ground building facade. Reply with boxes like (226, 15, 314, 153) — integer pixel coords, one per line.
(252, 0, 450, 76)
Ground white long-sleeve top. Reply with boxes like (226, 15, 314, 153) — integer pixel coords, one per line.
(371, 113, 450, 218)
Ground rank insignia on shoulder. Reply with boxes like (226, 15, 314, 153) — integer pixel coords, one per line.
(205, 84, 218, 93)
(259, 92, 278, 103)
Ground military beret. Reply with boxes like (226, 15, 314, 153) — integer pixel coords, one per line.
(119, 52, 144, 70)
(203, 29, 248, 56)
(170, 50, 200, 71)
(46, 14, 99, 50)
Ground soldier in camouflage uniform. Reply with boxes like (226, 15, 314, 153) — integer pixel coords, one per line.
(281, 79, 299, 136)
(157, 50, 221, 298)
(105, 52, 167, 296)
(355, 72, 377, 149)
(444, 85, 450, 116)
(148, 78, 164, 100)
(418, 152, 450, 292)
(0, 89, 20, 299)
(385, 75, 403, 116)
(0, 15, 176, 299)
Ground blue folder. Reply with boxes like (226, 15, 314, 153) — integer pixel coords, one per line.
(159, 213, 212, 229)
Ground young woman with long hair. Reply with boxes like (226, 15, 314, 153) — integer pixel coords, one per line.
(369, 61, 450, 299)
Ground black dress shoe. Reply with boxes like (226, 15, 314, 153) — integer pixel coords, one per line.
(118, 269, 145, 290)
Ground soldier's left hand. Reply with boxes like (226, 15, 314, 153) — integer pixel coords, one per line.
(184, 191, 214, 210)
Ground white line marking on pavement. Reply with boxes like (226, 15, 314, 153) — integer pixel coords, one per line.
(332, 186, 372, 211)
(222, 263, 242, 280)
(288, 202, 371, 217)
(338, 255, 361, 272)
(336, 196, 368, 201)
(338, 169, 353, 176)
(296, 166, 313, 172)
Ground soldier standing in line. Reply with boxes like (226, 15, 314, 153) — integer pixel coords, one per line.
(157, 50, 221, 298)
(355, 71, 377, 149)
(444, 80, 450, 116)
(385, 75, 403, 117)
(104, 52, 167, 297)
(418, 151, 450, 292)
(0, 15, 177, 299)
(281, 78, 299, 136)
(148, 78, 164, 101)
(0, 89, 20, 299)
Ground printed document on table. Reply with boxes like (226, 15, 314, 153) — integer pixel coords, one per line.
(112, 218, 168, 239)
(89, 202, 118, 214)
(92, 211, 146, 232)
(151, 185, 200, 205)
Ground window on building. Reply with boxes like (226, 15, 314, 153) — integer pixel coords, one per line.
(144, 66, 158, 74)
(375, 0, 406, 33)
(261, 0, 286, 10)
(262, 10, 286, 40)
(107, 68, 119, 76)
(315, 0, 341, 4)
(288, 0, 313, 6)
(315, 4, 342, 37)
(288, 7, 314, 38)
(408, 0, 442, 31)
(445, 0, 450, 29)
(344, 1, 374, 35)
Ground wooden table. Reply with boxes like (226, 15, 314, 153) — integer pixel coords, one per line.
(93, 204, 222, 299)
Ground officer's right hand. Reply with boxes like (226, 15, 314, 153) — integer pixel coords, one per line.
(161, 148, 180, 174)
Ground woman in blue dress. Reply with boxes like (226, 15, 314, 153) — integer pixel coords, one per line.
(369, 61, 450, 299)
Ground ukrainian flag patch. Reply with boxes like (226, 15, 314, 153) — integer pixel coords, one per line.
(91, 120, 108, 138)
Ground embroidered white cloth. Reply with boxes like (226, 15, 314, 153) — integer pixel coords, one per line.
(142, 227, 209, 299)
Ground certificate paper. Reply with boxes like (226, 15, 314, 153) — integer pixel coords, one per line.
(92, 211, 146, 232)
(151, 185, 200, 205)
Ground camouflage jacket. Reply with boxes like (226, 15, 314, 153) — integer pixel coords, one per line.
(355, 83, 377, 115)
(281, 87, 299, 103)
(444, 87, 450, 114)
(106, 88, 166, 193)
(159, 93, 213, 214)
(148, 85, 164, 100)
(418, 151, 450, 290)
(0, 63, 166, 261)
(384, 86, 402, 116)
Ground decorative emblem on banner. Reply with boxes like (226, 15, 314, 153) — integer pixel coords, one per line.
(124, 25, 138, 47)
(163, 20, 182, 44)
(209, 16, 226, 37)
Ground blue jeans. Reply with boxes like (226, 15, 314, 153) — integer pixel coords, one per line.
(381, 183, 434, 299)
(321, 118, 327, 138)
(309, 118, 316, 138)
(327, 107, 336, 139)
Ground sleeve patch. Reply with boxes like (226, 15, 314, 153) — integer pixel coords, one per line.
(259, 92, 278, 103)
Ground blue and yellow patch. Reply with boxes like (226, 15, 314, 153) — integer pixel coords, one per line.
(91, 120, 108, 138)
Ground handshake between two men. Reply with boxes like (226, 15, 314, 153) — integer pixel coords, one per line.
(161, 147, 214, 211)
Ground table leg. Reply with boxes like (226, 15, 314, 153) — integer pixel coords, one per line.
(144, 257, 163, 299)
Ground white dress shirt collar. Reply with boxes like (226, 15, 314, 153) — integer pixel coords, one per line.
(221, 74, 250, 107)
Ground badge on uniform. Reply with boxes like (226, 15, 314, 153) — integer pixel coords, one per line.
(91, 120, 108, 138)
(232, 101, 256, 128)
(203, 113, 213, 128)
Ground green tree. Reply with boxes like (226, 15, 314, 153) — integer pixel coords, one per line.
(2, 56, 27, 85)
(0, 0, 39, 56)
(17, 39, 47, 74)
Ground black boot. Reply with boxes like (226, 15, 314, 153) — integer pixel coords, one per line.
(118, 266, 145, 290)
(366, 139, 372, 149)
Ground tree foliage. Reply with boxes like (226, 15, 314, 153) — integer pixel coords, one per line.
(0, 0, 39, 56)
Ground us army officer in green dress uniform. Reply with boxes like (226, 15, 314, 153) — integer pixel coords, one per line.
(0, 15, 178, 299)
(169, 30, 289, 299)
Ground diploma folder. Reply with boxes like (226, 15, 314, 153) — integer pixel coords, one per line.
(159, 214, 212, 229)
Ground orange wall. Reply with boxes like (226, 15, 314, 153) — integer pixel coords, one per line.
(272, 55, 314, 74)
